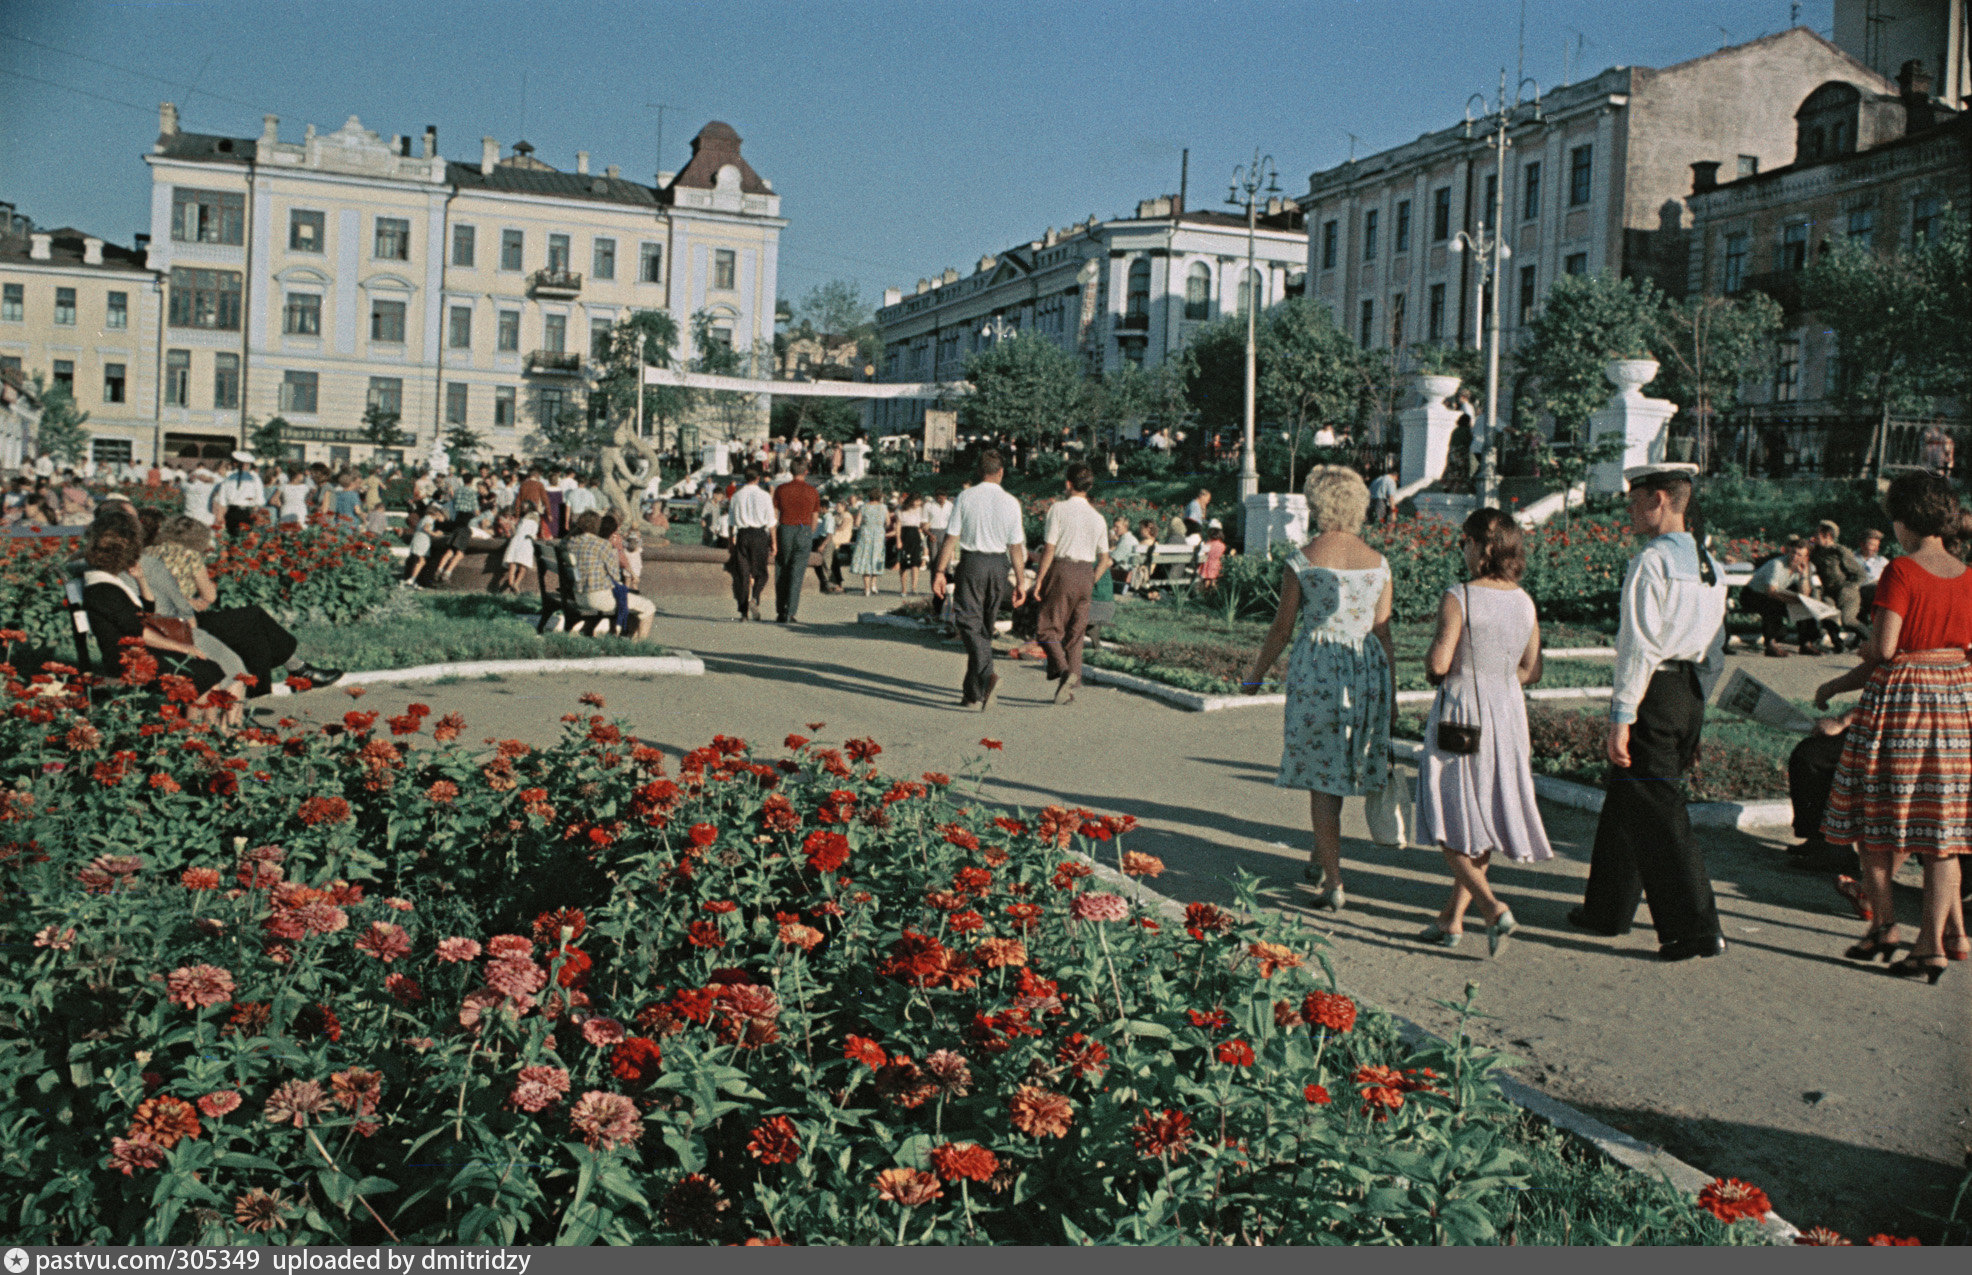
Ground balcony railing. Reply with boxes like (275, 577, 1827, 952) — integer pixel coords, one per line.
(1742, 268, 1803, 311)
(525, 350, 583, 376)
(1116, 311, 1150, 331)
(529, 268, 583, 297)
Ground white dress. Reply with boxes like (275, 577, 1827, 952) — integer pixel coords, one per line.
(503, 515, 540, 568)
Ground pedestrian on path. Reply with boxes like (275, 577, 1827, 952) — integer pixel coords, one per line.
(772, 459, 821, 623)
(727, 467, 775, 621)
(1414, 509, 1552, 955)
(1570, 464, 1731, 962)
(895, 494, 927, 596)
(1242, 465, 1395, 912)
(1033, 463, 1111, 706)
(851, 488, 888, 595)
(931, 450, 1026, 710)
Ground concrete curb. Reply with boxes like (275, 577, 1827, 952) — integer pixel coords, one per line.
(1545, 646, 1617, 658)
(329, 652, 705, 689)
(1066, 845, 1800, 1244)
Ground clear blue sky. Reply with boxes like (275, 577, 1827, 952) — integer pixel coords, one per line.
(2, 0, 1832, 312)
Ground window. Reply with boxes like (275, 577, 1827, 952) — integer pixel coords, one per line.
(106, 291, 127, 330)
(50, 359, 73, 392)
(165, 350, 190, 407)
(1363, 208, 1379, 260)
(102, 363, 126, 404)
(367, 376, 403, 418)
(497, 310, 520, 352)
(54, 287, 76, 325)
(537, 387, 566, 426)
(1565, 252, 1589, 277)
(289, 209, 324, 252)
(1518, 264, 1538, 323)
(92, 438, 132, 465)
(1522, 162, 1541, 220)
(370, 299, 407, 343)
(494, 385, 516, 427)
(452, 224, 476, 267)
(1184, 262, 1211, 320)
(1427, 282, 1446, 342)
(168, 268, 242, 329)
(1481, 174, 1498, 229)
(0, 356, 16, 373)
(374, 217, 410, 261)
(1388, 293, 1406, 347)
(1, 283, 20, 321)
(543, 313, 566, 353)
(1394, 199, 1412, 253)
(1912, 194, 1941, 243)
(1737, 154, 1760, 178)
(1846, 206, 1874, 246)
(1359, 299, 1376, 347)
(1778, 222, 1808, 271)
(1568, 145, 1593, 206)
(445, 382, 468, 425)
(590, 317, 613, 359)
(1722, 234, 1748, 291)
(449, 304, 472, 349)
(547, 233, 571, 273)
(279, 369, 317, 413)
(500, 229, 524, 271)
(1126, 258, 1151, 321)
(1774, 337, 1800, 402)
(170, 187, 243, 244)
(713, 249, 737, 290)
(1320, 219, 1338, 269)
(592, 238, 616, 280)
(640, 242, 663, 283)
(1236, 267, 1261, 318)
(1432, 187, 1452, 241)
(283, 292, 321, 335)
(213, 353, 239, 410)
(706, 323, 734, 353)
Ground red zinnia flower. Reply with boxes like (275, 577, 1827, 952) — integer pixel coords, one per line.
(609, 1037, 664, 1085)
(1304, 1084, 1332, 1105)
(844, 1035, 887, 1069)
(685, 920, 725, 949)
(746, 1115, 802, 1165)
(803, 830, 850, 873)
(1214, 1039, 1255, 1067)
(1695, 1178, 1772, 1224)
(352, 921, 411, 962)
(1131, 1107, 1194, 1158)
(1303, 991, 1357, 1034)
(929, 1141, 999, 1183)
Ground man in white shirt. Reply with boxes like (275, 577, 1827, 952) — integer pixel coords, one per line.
(1367, 468, 1399, 525)
(931, 450, 1027, 709)
(212, 452, 266, 536)
(726, 467, 776, 620)
(1183, 488, 1211, 535)
(1033, 463, 1112, 705)
(1743, 539, 1821, 657)
(924, 490, 953, 570)
(182, 463, 219, 527)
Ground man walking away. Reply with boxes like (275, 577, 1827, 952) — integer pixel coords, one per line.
(772, 459, 821, 623)
(727, 466, 775, 621)
(1033, 463, 1111, 705)
(1570, 464, 1731, 961)
(1367, 466, 1399, 526)
(931, 450, 1026, 710)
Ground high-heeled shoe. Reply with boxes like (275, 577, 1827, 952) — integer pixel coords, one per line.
(1844, 927, 1904, 963)
(1946, 937, 1970, 962)
(1416, 922, 1461, 948)
(1487, 908, 1518, 957)
(1884, 953, 1947, 984)
(1832, 875, 1872, 922)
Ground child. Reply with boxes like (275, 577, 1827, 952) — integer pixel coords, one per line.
(1198, 521, 1227, 584)
(404, 505, 438, 588)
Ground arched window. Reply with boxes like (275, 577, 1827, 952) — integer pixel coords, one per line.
(1236, 267, 1263, 318)
(1184, 262, 1211, 320)
(1126, 258, 1151, 326)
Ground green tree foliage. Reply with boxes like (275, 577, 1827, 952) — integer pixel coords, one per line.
(593, 310, 693, 452)
(795, 279, 874, 340)
(30, 374, 91, 466)
(1801, 211, 1970, 413)
(535, 402, 610, 462)
(1648, 292, 1782, 466)
(959, 331, 1085, 447)
(358, 403, 410, 453)
(246, 415, 292, 461)
(771, 393, 863, 443)
(690, 310, 764, 442)
(1516, 273, 1661, 441)
(444, 422, 486, 469)
(1086, 362, 1189, 452)
(1407, 342, 1485, 384)
(1186, 300, 1379, 480)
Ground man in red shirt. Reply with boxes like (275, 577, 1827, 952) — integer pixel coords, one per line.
(771, 458, 821, 623)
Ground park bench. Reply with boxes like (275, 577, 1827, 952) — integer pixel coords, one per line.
(534, 540, 618, 638)
(1145, 542, 1204, 587)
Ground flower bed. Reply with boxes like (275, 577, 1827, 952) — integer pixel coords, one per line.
(0, 661, 1794, 1245)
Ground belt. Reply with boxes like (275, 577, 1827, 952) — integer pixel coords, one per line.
(1659, 659, 1698, 673)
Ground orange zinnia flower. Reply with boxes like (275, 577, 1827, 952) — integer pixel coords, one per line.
(872, 1167, 941, 1207)
(1008, 1084, 1074, 1139)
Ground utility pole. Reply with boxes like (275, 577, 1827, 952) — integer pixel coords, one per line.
(644, 102, 680, 179)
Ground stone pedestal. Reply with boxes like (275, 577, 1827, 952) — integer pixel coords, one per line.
(699, 442, 732, 476)
(1587, 359, 1676, 494)
(841, 440, 871, 482)
(1242, 492, 1308, 557)
(1399, 374, 1463, 487)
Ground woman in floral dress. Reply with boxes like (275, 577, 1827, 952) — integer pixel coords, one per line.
(1244, 465, 1396, 911)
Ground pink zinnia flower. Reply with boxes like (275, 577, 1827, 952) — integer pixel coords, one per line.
(164, 964, 235, 1010)
(1069, 892, 1130, 923)
(484, 957, 547, 1000)
(435, 937, 481, 963)
(33, 926, 76, 950)
(581, 1017, 627, 1047)
(352, 921, 411, 962)
(486, 934, 533, 959)
(107, 1134, 166, 1175)
(263, 1079, 328, 1128)
(197, 1091, 242, 1118)
(569, 1090, 642, 1150)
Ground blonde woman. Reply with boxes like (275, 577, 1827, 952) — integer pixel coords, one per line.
(1243, 465, 1396, 911)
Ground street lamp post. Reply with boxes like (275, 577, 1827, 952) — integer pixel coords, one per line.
(1227, 151, 1281, 501)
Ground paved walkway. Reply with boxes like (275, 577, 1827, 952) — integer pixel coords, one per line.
(285, 586, 1967, 1240)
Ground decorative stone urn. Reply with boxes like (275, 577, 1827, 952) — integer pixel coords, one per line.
(1399, 374, 1462, 487)
(1414, 373, 1462, 404)
(1603, 359, 1660, 400)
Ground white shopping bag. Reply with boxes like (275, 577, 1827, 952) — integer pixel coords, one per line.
(1365, 774, 1412, 848)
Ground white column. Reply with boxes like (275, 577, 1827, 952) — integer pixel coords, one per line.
(1399, 375, 1463, 486)
(1242, 493, 1307, 558)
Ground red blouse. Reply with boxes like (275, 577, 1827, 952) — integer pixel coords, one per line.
(1874, 555, 1972, 651)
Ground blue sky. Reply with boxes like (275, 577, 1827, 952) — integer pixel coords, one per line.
(2, 0, 1832, 312)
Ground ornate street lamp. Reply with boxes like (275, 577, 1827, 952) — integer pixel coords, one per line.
(1227, 151, 1281, 500)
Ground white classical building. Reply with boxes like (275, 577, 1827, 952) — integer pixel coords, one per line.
(871, 194, 1305, 436)
(139, 105, 783, 465)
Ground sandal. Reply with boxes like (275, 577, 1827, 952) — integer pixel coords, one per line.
(1843, 926, 1904, 963)
(1833, 875, 1873, 922)
(1487, 908, 1518, 957)
(1946, 936, 1971, 962)
(1416, 922, 1461, 948)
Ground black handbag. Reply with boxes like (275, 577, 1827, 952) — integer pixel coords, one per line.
(1434, 585, 1484, 756)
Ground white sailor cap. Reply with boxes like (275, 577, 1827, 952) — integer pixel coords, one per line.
(232, 449, 257, 464)
(1623, 462, 1699, 490)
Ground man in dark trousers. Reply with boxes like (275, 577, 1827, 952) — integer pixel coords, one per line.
(726, 466, 774, 621)
(1570, 464, 1733, 961)
(771, 458, 821, 623)
(1032, 462, 1112, 706)
(931, 450, 1026, 710)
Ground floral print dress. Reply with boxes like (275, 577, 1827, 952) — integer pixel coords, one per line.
(1274, 551, 1392, 797)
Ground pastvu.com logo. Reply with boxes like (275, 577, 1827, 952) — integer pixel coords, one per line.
(5, 1247, 29, 1274)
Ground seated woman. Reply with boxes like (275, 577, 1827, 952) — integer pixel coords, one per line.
(81, 527, 239, 722)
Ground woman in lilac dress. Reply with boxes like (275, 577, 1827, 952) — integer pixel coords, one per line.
(1416, 509, 1553, 955)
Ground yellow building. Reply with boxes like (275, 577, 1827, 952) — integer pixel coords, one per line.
(142, 104, 783, 465)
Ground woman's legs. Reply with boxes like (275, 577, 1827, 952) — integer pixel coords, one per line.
(1860, 848, 1903, 939)
(1307, 792, 1343, 890)
(1911, 855, 1961, 958)
(863, 573, 877, 597)
(1438, 848, 1504, 931)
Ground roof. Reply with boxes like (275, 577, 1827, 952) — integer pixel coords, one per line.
(447, 162, 665, 208)
(153, 129, 257, 165)
(669, 121, 770, 194)
(1691, 108, 1971, 200)
(0, 227, 152, 274)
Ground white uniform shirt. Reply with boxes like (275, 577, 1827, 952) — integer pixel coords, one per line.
(278, 481, 311, 520)
(925, 499, 953, 533)
(730, 483, 775, 529)
(182, 474, 218, 525)
(1042, 495, 1109, 564)
(944, 480, 1024, 554)
(1609, 533, 1728, 726)
(1860, 553, 1889, 584)
(213, 470, 265, 511)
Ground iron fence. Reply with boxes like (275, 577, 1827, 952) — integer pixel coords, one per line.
(1715, 411, 1966, 480)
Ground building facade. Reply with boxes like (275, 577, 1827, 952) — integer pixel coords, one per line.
(137, 106, 782, 466)
(1297, 27, 1892, 430)
(0, 220, 163, 466)
(1834, 0, 1970, 109)
(871, 194, 1305, 436)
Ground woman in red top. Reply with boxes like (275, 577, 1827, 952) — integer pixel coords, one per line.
(1815, 471, 1972, 982)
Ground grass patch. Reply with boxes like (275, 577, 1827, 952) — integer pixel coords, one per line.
(1503, 1117, 1752, 1245)
(290, 592, 679, 673)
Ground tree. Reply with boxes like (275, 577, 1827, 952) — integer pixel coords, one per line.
(1802, 212, 1969, 417)
(593, 310, 694, 455)
(31, 374, 90, 466)
(958, 332, 1085, 448)
(247, 415, 291, 460)
(691, 310, 764, 442)
(772, 394, 862, 444)
(535, 402, 610, 462)
(1185, 300, 1372, 483)
(359, 402, 410, 453)
(796, 280, 874, 341)
(1648, 291, 1783, 468)
(1516, 273, 1662, 443)
(444, 421, 486, 470)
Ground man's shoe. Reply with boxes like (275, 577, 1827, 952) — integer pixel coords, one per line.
(980, 672, 1000, 711)
(289, 663, 343, 689)
(1763, 641, 1789, 658)
(1799, 642, 1821, 656)
(1659, 935, 1727, 962)
(1566, 907, 1624, 937)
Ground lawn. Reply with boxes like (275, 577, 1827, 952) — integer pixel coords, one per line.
(288, 592, 682, 674)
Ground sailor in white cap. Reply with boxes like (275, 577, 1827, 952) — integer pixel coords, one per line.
(1569, 463, 1732, 961)
(213, 450, 266, 537)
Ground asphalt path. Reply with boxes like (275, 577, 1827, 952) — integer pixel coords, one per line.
(280, 585, 1969, 1240)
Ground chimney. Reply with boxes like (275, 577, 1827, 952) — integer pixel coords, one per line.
(604, 164, 619, 179)
(1898, 59, 1938, 131)
(158, 101, 178, 137)
(260, 114, 279, 145)
(915, 278, 932, 295)
(83, 237, 103, 265)
(480, 136, 499, 175)
(882, 287, 902, 306)
(576, 151, 589, 175)
(28, 233, 51, 260)
(396, 135, 412, 157)
(134, 232, 150, 251)
(422, 125, 436, 159)
(1689, 160, 1721, 194)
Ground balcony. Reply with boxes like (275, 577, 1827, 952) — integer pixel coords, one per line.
(525, 350, 583, 376)
(529, 268, 583, 297)
(1116, 311, 1150, 331)
(1742, 268, 1804, 312)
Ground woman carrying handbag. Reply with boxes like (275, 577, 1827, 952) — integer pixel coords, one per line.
(1415, 509, 1553, 955)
